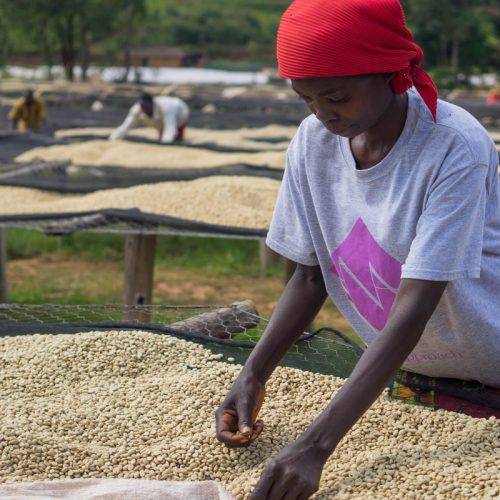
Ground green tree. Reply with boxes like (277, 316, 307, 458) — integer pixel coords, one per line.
(2, 0, 57, 77)
(403, 0, 499, 84)
(1, 0, 142, 81)
(117, 0, 147, 81)
(1, 0, 497, 81)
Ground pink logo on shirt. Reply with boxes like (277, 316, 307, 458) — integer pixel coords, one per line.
(331, 218, 402, 331)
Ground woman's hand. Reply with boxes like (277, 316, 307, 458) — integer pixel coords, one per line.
(251, 437, 329, 500)
(215, 263, 327, 447)
(215, 373, 265, 447)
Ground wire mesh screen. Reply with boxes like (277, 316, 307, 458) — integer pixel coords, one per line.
(0, 303, 364, 379)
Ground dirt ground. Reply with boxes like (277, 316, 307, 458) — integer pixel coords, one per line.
(7, 254, 355, 336)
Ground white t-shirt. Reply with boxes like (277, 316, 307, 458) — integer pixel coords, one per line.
(267, 88, 500, 386)
(110, 96, 189, 143)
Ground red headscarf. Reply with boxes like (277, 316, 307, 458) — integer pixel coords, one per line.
(277, 0, 438, 120)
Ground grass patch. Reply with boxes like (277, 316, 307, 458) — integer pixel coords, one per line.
(7, 229, 123, 261)
(6, 229, 278, 277)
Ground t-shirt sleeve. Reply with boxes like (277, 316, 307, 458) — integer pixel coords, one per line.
(402, 161, 489, 281)
(266, 144, 318, 266)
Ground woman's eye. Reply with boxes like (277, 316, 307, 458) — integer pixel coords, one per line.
(328, 96, 349, 104)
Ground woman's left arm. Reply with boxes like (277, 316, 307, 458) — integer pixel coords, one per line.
(251, 278, 447, 500)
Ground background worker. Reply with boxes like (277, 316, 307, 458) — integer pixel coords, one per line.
(9, 89, 46, 132)
(109, 92, 189, 144)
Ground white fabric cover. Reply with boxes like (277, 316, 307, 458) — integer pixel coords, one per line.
(0, 478, 234, 500)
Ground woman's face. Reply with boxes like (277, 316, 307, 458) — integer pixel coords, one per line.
(291, 75, 395, 138)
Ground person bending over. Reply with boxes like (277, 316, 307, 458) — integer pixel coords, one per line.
(9, 89, 46, 132)
(110, 92, 189, 144)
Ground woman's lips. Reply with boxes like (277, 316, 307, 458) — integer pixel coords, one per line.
(325, 122, 350, 135)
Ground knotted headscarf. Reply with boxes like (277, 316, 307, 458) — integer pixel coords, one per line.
(277, 0, 438, 120)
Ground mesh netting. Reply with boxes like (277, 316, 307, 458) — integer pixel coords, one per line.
(0, 210, 266, 238)
(0, 131, 62, 163)
(0, 303, 364, 379)
(0, 160, 283, 193)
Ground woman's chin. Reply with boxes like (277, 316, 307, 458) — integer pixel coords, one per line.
(325, 124, 357, 138)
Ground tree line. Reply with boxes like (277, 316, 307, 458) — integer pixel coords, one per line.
(0, 0, 497, 85)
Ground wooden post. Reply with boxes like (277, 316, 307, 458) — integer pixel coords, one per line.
(259, 240, 280, 272)
(0, 228, 7, 303)
(123, 233, 157, 322)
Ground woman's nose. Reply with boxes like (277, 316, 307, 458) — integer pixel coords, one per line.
(313, 101, 340, 122)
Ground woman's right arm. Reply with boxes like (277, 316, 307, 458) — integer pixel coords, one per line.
(215, 261, 328, 447)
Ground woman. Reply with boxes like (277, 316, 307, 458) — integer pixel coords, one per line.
(215, 1, 500, 498)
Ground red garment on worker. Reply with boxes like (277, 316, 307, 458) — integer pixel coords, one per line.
(175, 124, 186, 142)
(277, 0, 438, 120)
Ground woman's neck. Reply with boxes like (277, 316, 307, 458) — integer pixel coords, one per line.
(350, 92, 409, 170)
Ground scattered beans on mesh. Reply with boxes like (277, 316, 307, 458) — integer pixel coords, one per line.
(1, 331, 498, 499)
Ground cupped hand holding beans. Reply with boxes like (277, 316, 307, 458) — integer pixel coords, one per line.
(215, 373, 265, 447)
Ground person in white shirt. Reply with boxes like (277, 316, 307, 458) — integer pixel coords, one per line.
(109, 93, 189, 144)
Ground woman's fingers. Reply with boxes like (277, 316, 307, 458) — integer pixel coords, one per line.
(216, 409, 255, 447)
(235, 385, 265, 436)
(251, 468, 275, 499)
(251, 419, 264, 440)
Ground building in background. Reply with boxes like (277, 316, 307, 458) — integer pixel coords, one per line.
(130, 47, 204, 68)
